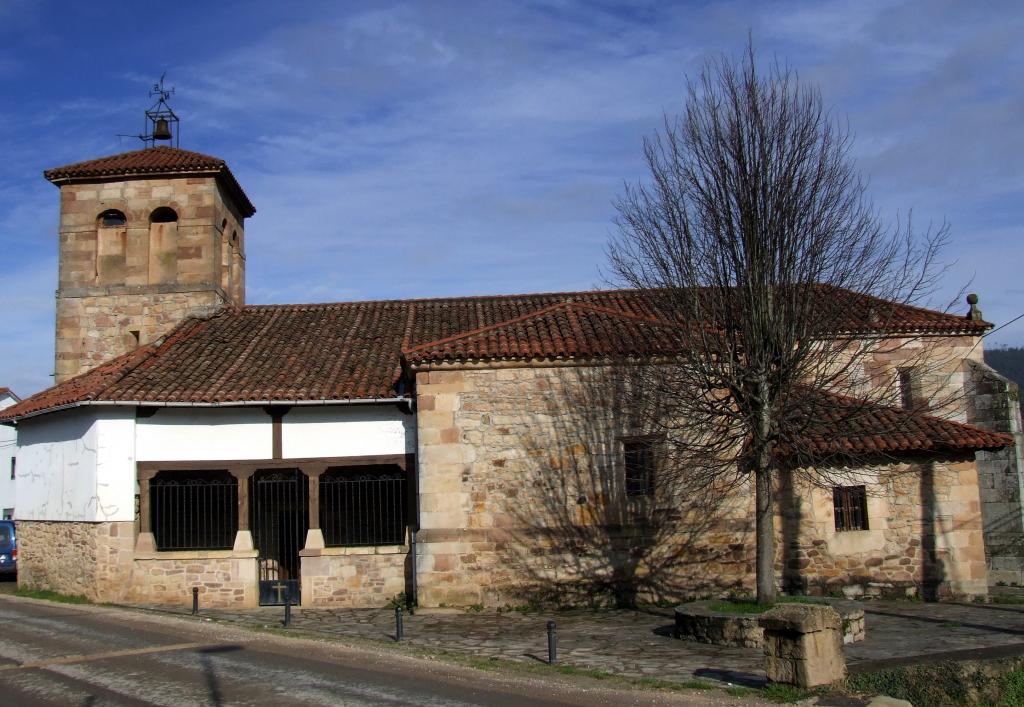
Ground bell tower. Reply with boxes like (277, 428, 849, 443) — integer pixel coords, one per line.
(45, 83, 256, 383)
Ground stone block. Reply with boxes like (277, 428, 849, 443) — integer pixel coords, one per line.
(760, 605, 846, 688)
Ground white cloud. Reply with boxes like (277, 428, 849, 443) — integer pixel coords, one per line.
(1, 0, 1022, 399)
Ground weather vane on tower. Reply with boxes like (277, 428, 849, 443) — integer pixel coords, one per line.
(122, 73, 180, 148)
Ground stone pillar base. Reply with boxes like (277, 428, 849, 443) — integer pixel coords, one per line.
(135, 532, 156, 553)
(302, 528, 325, 552)
(232, 530, 254, 552)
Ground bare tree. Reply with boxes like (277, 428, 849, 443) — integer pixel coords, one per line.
(609, 45, 951, 603)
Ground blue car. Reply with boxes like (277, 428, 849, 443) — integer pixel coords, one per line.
(0, 521, 15, 576)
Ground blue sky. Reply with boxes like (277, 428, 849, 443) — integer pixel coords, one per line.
(0, 0, 1021, 396)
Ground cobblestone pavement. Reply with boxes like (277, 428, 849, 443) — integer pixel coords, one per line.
(133, 599, 1024, 687)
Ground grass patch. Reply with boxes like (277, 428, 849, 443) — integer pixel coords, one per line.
(989, 594, 1024, 605)
(998, 665, 1024, 706)
(726, 686, 755, 697)
(13, 588, 90, 604)
(846, 659, 1024, 706)
(762, 683, 810, 703)
(708, 595, 829, 614)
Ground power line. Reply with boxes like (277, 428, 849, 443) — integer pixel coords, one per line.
(984, 311, 1024, 340)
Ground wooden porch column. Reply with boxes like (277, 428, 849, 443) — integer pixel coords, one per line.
(135, 467, 157, 552)
(138, 477, 152, 534)
(301, 464, 329, 552)
(230, 468, 256, 552)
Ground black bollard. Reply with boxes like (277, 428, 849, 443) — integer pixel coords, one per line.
(546, 620, 556, 664)
(283, 594, 292, 627)
(395, 606, 404, 641)
(192, 587, 199, 615)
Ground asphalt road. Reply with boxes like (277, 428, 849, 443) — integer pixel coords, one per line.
(0, 595, 741, 706)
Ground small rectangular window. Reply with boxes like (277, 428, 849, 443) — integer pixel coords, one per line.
(623, 440, 654, 497)
(9, 458, 13, 481)
(834, 486, 869, 531)
(898, 368, 920, 410)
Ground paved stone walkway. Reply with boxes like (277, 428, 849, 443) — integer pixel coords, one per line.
(132, 599, 1024, 688)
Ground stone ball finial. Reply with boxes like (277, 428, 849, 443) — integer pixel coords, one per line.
(967, 293, 983, 321)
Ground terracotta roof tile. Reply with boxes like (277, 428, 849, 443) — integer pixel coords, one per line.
(44, 146, 255, 217)
(0, 287, 991, 423)
(402, 301, 683, 364)
(1, 344, 155, 420)
(778, 389, 1013, 460)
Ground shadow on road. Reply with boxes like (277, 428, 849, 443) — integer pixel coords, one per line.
(196, 645, 243, 707)
(693, 668, 765, 687)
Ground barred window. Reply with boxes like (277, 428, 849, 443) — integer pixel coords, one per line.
(320, 466, 407, 547)
(833, 486, 869, 531)
(623, 440, 655, 497)
(151, 470, 238, 551)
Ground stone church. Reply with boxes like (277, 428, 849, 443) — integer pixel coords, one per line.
(1, 142, 1019, 609)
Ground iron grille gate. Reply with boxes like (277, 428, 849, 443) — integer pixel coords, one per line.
(252, 469, 308, 606)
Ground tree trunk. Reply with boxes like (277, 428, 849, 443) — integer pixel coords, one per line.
(755, 464, 776, 604)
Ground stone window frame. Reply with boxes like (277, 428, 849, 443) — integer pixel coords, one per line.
(833, 485, 869, 532)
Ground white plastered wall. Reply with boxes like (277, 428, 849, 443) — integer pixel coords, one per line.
(15, 403, 414, 523)
(136, 407, 272, 461)
(282, 405, 415, 459)
(135, 404, 413, 461)
(16, 407, 136, 522)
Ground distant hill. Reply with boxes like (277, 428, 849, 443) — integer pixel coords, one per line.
(984, 346, 1024, 394)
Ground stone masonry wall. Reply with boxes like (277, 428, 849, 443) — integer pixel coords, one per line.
(779, 461, 987, 599)
(126, 553, 259, 607)
(56, 289, 222, 378)
(415, 365, 989, 608)
(861, 335, 984, 423)
(301, 549, 409, 607)
(18, 521, 134, 601)
(54, 176, 245, 382)
(965, 360, 1024, 584)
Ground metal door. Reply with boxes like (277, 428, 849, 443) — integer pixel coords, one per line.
(251, 469, 308, 605)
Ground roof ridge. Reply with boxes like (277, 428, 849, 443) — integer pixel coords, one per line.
(818, 285, 991, 331)
(240, 287, 637, 310)
(403, 301, 576, 355)
(564, 300, 677, 327)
